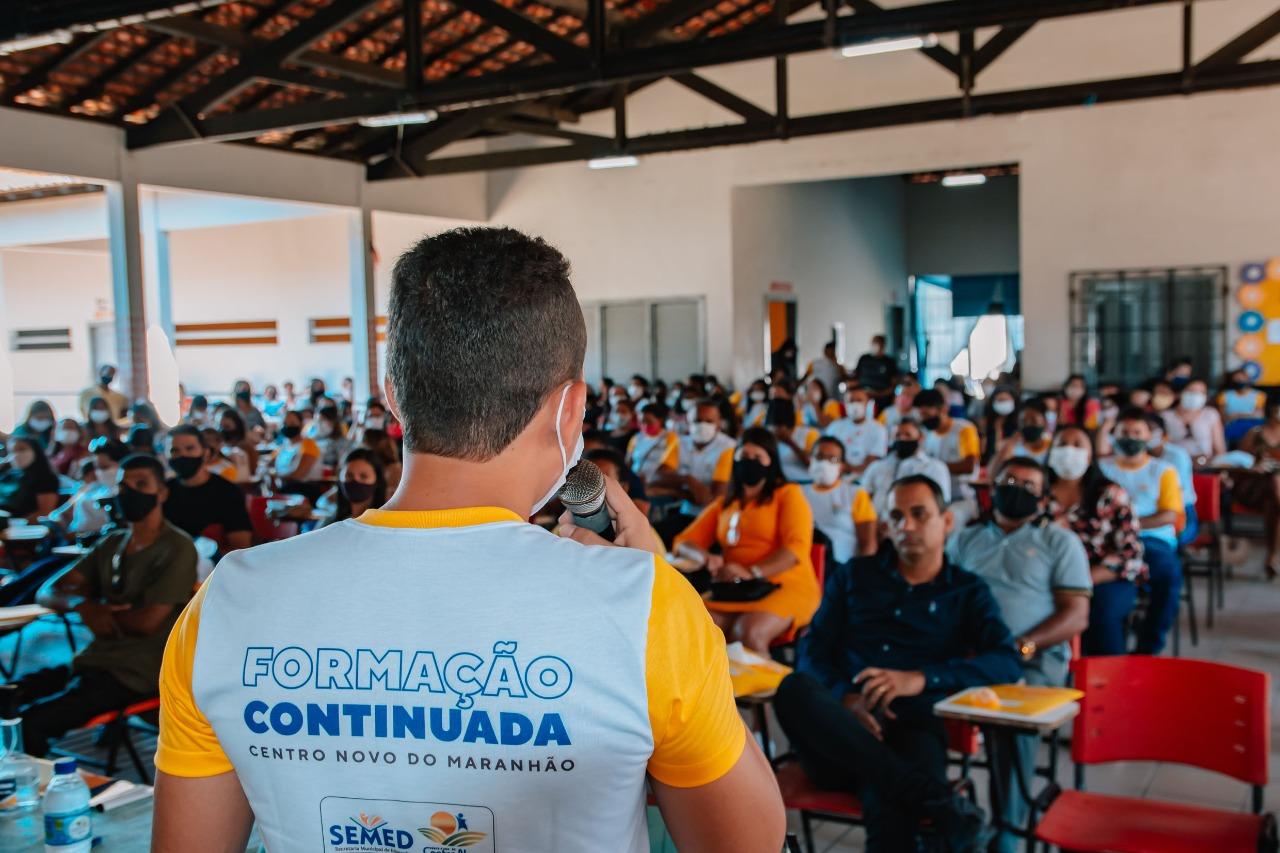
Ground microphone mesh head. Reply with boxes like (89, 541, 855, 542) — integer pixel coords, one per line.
(558, 460, 607, 514)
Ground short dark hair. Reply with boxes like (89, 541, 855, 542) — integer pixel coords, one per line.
(994, 455, 1048, 485)
(387, 227, 586, 461)
(913, 388, 945, 409)
(1117, 406, 1150, 426)
(889, 474, 946, 512)
(89, 436, 129, 460)
(642, 402, 670, 421)
(584, 447, 626, 473)
(815, 435, 845, 460)
(727, 427, 788, 506)
(121, 452, 166, 487)
(167, 424, 207, 448)
(764, 399, 794, 427)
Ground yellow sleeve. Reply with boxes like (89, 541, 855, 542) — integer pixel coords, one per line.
(155, 582, 233, 777)
(777, 484, 815, 565)
(1157, 467, 1183, 513)
(802, 429, 819, 452)
(851, 488, 877, 524)
(659, 432, 680, 470)
(712, 447, 734, 483)
(1215, 392, 1226, 408)
(673, 498, 723, 552)
(822, 400, 843, 421)
(301, 438, 321, 459)
(876, 409, 888, 424)
(217, 467, 237, 483)
(625, 434, 637, 461)
(958, 424, 980, 458)
(1256, 391, 1267, 410)
(646, 558, 745, 787)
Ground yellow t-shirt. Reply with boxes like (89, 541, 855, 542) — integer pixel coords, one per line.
(157, 507, 744, 851)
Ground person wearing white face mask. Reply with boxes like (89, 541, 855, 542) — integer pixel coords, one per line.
(825, 387, 888, 476)
(802, 437, 878, 567)
(151, 227, 785, 853)
(83, 396, 121, 443)
(1160, 378, 1225, 462)
(653, 400, 737, 545)
(1046, 426, 1145, 656)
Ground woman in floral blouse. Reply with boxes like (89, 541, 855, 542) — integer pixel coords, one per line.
(1046, 425, 1145, 656)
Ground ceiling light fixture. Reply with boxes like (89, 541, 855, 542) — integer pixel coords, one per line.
(841, 33, 939, 59)
(587, 155, 639, 170)
(358, 110, 439, 128)
(941, 172, 988, 188)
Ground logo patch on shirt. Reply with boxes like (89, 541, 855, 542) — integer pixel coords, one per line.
(322, 797, 495, 852)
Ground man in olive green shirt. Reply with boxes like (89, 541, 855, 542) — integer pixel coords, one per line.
(6, 454, 196, 756)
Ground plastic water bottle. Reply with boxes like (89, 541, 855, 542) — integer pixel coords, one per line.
(0, 714, 40, 813)
(42, 758, 92, 853)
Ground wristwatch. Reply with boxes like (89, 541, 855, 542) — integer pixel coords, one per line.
(1017, 637, 1037, 662)
(750, 565, 764, 579)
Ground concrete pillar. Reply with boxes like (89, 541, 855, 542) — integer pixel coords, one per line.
(105, 171, 148, 403)
(139, 190, 175, 341)
(347, 206, 377, 405)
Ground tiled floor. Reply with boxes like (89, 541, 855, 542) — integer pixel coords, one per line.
(3, 556, 1276, 852)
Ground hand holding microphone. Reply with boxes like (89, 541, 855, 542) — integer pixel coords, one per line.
(556, 460, 662, 556)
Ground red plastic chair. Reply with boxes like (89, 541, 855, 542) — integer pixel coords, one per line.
(1185, 472, 1226, 621)
(1036, 656, 1273, 853)
(769, 544, 825, 656)
(247, 495, 298, 543)
(51, 697, 161, 784)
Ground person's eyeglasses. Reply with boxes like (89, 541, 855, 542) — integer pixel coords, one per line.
(995, 474, 1041, 495)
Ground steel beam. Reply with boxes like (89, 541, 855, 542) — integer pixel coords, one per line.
(448, 0, 589, 63)
(1197, 6, 1280, 71)
(672, 72, 773, 123)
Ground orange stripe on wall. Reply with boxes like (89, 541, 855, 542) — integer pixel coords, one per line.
(175, 336, 278, 347)
(174, 321, 277, 333)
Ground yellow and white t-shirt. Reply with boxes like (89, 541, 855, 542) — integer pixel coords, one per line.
(800, 481, 876, 564)
(626, 430, 679, 481)
(677, 432, 735, 517)
(157, 508, 744, 853)
(825, 417, 889, 468)
(777, 426, 820, 483)
(924, 418, 980, 501)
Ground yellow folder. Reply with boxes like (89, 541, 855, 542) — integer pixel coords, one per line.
(949, 684, 1083, 716)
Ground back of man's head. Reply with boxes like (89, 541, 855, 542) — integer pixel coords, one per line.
(387, 227, 586, 461)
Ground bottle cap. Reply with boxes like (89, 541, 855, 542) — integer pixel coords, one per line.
(53, 757, 77, 775)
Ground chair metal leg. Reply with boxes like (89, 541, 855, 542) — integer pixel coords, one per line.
(801, 811, 814, 853)
(1184, 570, 1199, 647)
(121, 722, 151, 785)
(103, 720, 122, 777)
(1172, 610, 1180, 657)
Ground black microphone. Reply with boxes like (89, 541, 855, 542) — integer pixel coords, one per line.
(557, 460, 616, 542)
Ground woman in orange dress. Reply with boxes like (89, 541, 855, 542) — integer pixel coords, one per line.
(674, 426, 817, 652)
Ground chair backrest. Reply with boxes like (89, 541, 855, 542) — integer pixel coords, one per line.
(1072, 656, 1270, 786)
(1192, 472, 1222, 524)
(809, 544, 825, 590)
(1068, 632, 1081, 661)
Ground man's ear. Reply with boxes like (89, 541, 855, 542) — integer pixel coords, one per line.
(382, 377, 402, 423)
(942, 508, 955, 536)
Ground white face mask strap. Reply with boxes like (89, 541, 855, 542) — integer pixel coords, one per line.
(554, 382, 572, 469)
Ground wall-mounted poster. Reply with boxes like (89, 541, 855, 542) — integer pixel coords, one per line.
(1235, 259, 1280, 383)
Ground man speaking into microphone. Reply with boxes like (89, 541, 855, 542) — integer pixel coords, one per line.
(151, 227, 784, 852)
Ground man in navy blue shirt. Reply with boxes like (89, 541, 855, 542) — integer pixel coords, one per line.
(774, 474, 1021, 853)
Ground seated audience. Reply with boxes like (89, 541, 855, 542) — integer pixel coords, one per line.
(1233, 397, 1280, 579)
(1217, 368, 1266, 423)
(1149, 378, 1177, 414)
(273, 410, 322, 491)
(802, 341, 846, 404)
(774, 475, 1018, 853)
(185, 394, 211, 427)
(18, 400, 56, 450)
(1058, 374, 1100, 430)
(357, 426, 403, 495)
(129, 401, 167, 437)
(126, 424, 156, 457)
(10, 454, 196, 756)
(605, 397, 638, 454)
(799, 378, 841, 429)
(990, 398, 1053, 468)
(84, 396, 120, 442)
(740, 379, 770, 428)
(48, 446, 125, 540)
(802, 437, 877, 566)
(948, 456, 1091, 853)
(673, 427, 817, 652)
(216, 408, 257, 480)
(0, 431, 61, 521)
(309, 405, 346, 471)
(1144, 414, 1197, 546)
(1047, 427, 1145, 655)
(913, 389, 980, 527)
(584, 447, 650, 518)
(49, 418, 87, 477)
(1099, 408, 1185, 654)
(77, 364, 128, 421)
(980, 387, 1019, 464)
(1161, 378, 1225, 461)
(766, 399, 818, 484)
(863, 418, 952, 516)
(825, 386, 888, 476)
(653, 400, 734, 544)
(879, 374, 920, 433)
(200, 428, 240, 482)
(232, 386, 266, 432)
(163, 426, 253, 552)
(626, 403, 679, 484)
(259, 384, 286, 420)
(315, 448, 388, 527)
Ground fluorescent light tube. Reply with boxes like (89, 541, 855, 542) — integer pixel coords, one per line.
(841, 33, 939, 58)
(942, 173, 987, 187)
(358, 110, 438, 128)
(587, 155, 639, 170)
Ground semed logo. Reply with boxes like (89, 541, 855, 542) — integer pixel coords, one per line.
(322, 797, 496, 853)
(418, 810, 488, 850)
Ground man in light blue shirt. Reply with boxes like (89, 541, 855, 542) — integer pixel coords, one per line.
(948, 455, 1091, 853)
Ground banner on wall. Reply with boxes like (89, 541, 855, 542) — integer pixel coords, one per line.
(1235, 259, 1280, 383)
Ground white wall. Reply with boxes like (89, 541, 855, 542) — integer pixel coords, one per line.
(731, 177, 907, 382)
(905, 176, 1020, 277)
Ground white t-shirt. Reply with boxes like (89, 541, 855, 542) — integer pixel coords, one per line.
(924, 418, 980, 501)
(676, 432, 735, 516)
(801, 481, 877, 564)
(777, 426, 820, 484)
(157, 509, 745, 853)
(861, 453, 953, 516)
(825, 417, 889, 468)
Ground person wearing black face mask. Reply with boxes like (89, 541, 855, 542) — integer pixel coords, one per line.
(947, 457, 1091, 853)
(861, 418, 952, 518)
(313, 448, 387, 528)
(672, 427, 818, 653)
(13, 454, 196, 758)
(991, 398, 1053, 468)
(161, 426, 253, 552)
